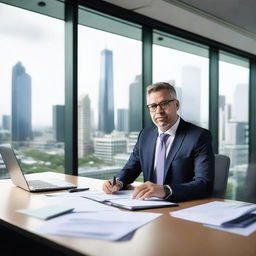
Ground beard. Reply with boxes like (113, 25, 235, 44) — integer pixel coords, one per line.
(152, 118, 171, 129)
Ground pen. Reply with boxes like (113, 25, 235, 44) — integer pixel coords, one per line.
(112, 176, 116, 186)
(69, 188, 89, 193)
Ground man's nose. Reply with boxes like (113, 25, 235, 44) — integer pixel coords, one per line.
(155, 105, 164, 113)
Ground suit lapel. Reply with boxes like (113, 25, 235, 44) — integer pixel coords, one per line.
(163, 119, 186, 181)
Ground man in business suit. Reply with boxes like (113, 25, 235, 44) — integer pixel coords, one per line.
(103, 82, 214, 202)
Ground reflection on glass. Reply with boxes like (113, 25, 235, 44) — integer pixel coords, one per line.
(219, 52, 249, 201)
(0, 3, 65, 178)
(78, 14, 142, 179)
(153, 32, 209, 128)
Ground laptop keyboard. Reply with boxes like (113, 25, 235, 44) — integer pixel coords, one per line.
(28, 180, 61, 189)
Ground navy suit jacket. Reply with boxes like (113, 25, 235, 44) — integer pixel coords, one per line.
(118, 118, 215, 202)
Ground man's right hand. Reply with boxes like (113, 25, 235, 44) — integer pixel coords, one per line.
(102, 179, 122, 194)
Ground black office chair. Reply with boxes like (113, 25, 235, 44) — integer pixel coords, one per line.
(212, 154, 230, 198)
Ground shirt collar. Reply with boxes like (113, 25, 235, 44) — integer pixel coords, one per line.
(158, 116, 180, 137)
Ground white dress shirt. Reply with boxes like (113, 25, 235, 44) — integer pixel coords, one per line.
(154, 116, 180, 169)
(153, 116, 180, 199)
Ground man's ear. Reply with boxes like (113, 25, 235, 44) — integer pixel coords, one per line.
(175, 100, 180, 111)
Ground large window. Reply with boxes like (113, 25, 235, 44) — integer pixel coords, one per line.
(0, 2, 255, 204)
(0, 3, 65, 178)
(78, 7, 142, 179)
(219, 51, 249, 201)
(153, 31, 209, 128)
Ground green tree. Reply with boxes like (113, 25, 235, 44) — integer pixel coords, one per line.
(21, 149, 64, 174)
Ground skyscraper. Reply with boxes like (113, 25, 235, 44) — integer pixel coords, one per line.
(53, 105, 65, 142)
(181, 66, 201, 125)
(78, 94, 92, 157)
(2, 115, 11, 131)
(129, 75, 142, 132)
(98, 49, 114, 134)
(219, 95, 226, 143)
(117, 108, 128, 132)
(233, 83, 248, 122)
(12, 62, 32, 142)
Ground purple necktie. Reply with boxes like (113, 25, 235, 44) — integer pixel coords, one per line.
(155, 133, 170, 185)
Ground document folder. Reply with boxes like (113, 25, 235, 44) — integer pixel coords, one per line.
(81, 190, 178, 210)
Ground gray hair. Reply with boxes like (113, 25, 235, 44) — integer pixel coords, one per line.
(146, 82, 177, 99)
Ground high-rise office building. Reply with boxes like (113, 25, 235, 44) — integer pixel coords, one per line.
(2, 115, 11, 131)
(219, 95, 226, 143)
(117, 109, 128, 133)
(233, 83, 248, 122)
(127, 131, 140, 153)
(94, 136, 127, 163)
(98, 49, 114, 134)
(181, 66, 201, 125)
(78, 94, 92, 157)
(226, 121, 248, 145)
(12, 61, 33, 142)
(53, 105, 65, 142)
(129, 75, 142, 132)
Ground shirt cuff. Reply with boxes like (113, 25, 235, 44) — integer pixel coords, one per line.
(164, 185, 173, 200)
(116, 179, 123, 189)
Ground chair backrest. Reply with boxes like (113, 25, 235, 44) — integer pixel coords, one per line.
(213, 154, 230, 198)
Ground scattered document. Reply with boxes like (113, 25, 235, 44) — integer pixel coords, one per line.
(41, 194, 120, 212)
(17, 205, 74, 220)
(36, 211, 162, 241)
(170, 201, 256, 226)
(45, 190, 91, 197)
(42, 190, 177, 212)
(170, 201, 256, 236)
(204, 222, 256, 236)
(80, 190, 178, 210)
(80, 190, 134, 201)
(45, 192, 73, 197)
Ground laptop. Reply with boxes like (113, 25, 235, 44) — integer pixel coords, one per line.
(0, 146, 77, 192)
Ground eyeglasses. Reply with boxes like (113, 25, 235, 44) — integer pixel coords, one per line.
(147, 99, 176, 112)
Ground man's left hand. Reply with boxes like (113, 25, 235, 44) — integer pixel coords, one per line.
(132, 181, 166, 200)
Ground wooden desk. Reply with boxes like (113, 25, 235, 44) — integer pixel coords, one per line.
(0, 172, 255, 256)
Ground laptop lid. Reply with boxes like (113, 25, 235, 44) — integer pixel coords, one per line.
(0, 146, 30, 191)
(0, 146, 77, 192)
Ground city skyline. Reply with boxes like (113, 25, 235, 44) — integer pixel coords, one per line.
(0, 3, 249, 129)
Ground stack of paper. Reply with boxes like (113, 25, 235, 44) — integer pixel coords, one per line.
(170, 201, 256, 236)
(36, 211, 162, 241)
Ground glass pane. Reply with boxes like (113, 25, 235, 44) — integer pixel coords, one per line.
(0, 3, 65, 179)
(153, 31, 209, 128)
(0, 0, 65, 20)
(78, 7, 142, 179)
(219, 51, 249, 201)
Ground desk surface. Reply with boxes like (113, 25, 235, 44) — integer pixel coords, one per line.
(0, 172, 255, 256)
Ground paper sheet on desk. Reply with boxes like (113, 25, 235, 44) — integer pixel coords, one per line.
(35, 211, 162, 241)
(16, 205, 74, 220)
(170, 201, 256, 226)
(170, 201, 256, 236)
(44, 190, 176, 211)
(79, 190, 177, 210)
(204, 222, 256, 236)
(41, 194, 120, 212)
(79, 190, 133, 202)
